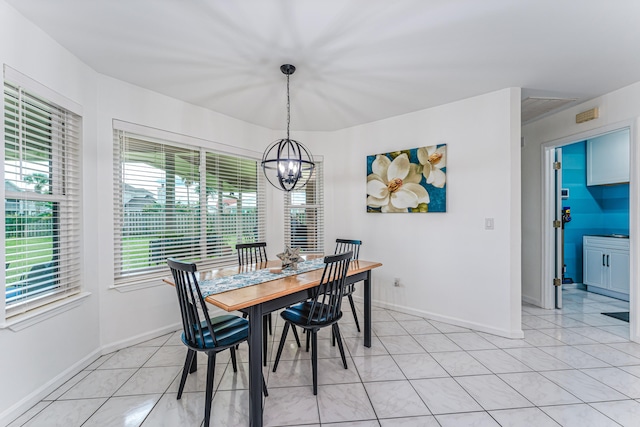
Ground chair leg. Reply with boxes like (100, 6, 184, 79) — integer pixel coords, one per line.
(268, 313, 272, 335)
(272, 322, 290, 372)
(291, 325, 302, 348)
(204, 352, 216, 427)
(238, 312, 248, 350)
(306, 328, 311, 352)
(230, 346, 238, 372)
(262, 374, 269, 397)
(333, 323, 348, 369)
(348, 294, 361, 332)
(311, 330, 318, 395)
(178, 349, 196, 399)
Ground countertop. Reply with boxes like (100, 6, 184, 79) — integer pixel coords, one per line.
(586, 234, 629, 239)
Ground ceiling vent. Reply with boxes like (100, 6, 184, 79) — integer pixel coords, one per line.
(521, 97, 578, 124)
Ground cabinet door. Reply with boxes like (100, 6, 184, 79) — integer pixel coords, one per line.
(586, 129, 630, 186)
(608, 250, 630, 294)
(584, 246, 606, 288)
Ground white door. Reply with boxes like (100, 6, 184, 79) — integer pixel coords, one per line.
(555, 148, 563, 309)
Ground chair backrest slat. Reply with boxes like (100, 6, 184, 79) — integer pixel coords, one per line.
(307, 251, 353, 325)
(335, 239, 361, 295)
(236, 242, 268, 266)
(335, 239, 361, 261)
(167, 258, 218, 349)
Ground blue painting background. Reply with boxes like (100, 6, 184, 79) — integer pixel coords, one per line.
(366, 145, 447, 213)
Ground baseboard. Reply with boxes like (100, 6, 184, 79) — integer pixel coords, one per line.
(353, 295, 524, 339)
(585, 285, 629, 302)
(0, 347, 101, 426)
(0, 322, 181, 426)
(101, 322, 181, 354)
(521, 295, 541, 306)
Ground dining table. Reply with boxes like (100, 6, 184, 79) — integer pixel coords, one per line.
(164, 255, 382, 427)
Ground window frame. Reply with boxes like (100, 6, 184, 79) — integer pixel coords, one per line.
(3, 66, 83, 321)
(112, 122, 266, 287)
(284, 159, 324, 254)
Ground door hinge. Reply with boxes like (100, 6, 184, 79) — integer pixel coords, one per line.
(553, 161, 561, 170)
(553, 220, 562, 228)
(553, 278, 562, 287)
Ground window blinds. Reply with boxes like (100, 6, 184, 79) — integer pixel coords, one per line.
(4, 80, 82, 318)
(284, 161, 324, 253)
(113, 129, 266, 286)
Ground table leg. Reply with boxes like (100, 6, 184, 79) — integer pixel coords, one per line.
(364, 270, 371, 348)
(247, 304, 263, 427)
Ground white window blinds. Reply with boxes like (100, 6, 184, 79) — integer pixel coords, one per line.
(284, 161, 324, 253)
(113, 129, 266, 285)
(4, 77, 82, 318)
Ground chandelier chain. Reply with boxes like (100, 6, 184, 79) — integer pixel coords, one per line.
(286, 73, 290, 141)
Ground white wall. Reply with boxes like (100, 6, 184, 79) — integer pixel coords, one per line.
(95, 75, 277, 349)
(0, 1, 101, 421)
(0, 0, 524, 420)
(304, 88, 523, 338)
(0, 1, 279, 421)
(522, 81, 640, 342)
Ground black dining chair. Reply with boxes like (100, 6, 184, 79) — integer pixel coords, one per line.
(272, 251, 353, 395)
(236, 241, 268, 266)
(167, 258, 267, 427)
(236, 242, 301, 366)
(237, 242, 271, 347)
(335, 239, 362, 331)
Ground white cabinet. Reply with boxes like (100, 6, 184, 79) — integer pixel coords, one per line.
(584, 245, 606, 288)
(586, 128, 630, 186)
(583, 236, 630, 300)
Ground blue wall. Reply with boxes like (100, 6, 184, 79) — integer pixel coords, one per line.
(561, 141, 629, 283)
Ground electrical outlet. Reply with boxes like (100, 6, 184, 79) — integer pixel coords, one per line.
(394, 278, 401, 287)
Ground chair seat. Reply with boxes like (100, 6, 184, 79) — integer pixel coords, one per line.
(281, 302, 342, 327)
(182, 314, 249, 349)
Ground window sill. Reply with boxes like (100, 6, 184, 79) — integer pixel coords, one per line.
(1, 292, 91, 332)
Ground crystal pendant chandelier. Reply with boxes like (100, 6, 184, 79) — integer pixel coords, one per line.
(261, 64, 315, 192)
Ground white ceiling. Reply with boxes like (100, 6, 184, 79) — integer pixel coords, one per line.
(7, 0, 640, 131)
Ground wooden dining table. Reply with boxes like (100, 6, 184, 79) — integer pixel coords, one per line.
(165, 257, 382, 427)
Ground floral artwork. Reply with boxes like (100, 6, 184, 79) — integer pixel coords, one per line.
(366, 145, 447, 213)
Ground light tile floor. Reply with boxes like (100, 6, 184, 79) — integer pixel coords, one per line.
(8, 287, 638, 426)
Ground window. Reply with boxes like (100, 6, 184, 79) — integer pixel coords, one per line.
(284, 160, 324, 253)
(4, 70, 82, 318)
(113, 126, 266, 285)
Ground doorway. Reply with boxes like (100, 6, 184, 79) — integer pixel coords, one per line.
(541, 122, 637, 341)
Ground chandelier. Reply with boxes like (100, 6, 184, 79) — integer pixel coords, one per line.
(261, 64, 315, 192)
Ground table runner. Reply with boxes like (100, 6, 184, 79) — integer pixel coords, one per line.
(199, 257, 326, 297)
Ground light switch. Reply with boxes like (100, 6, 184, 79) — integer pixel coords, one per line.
(485, 218, 494, 230)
